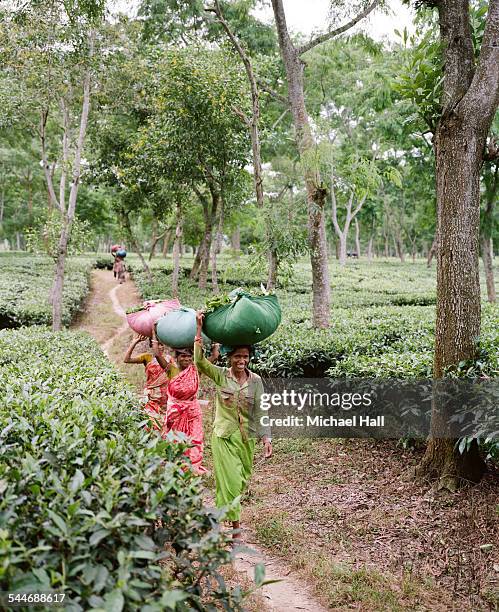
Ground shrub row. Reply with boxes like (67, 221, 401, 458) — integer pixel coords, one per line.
(129, 258, 441, 309)
(0, 256, 93, 328)
(0, 328, 239, 611)
(129, 259, 497, 380)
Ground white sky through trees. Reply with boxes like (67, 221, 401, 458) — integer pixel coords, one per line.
(253, 0, 416, 42)
(111, 0, 416, 42)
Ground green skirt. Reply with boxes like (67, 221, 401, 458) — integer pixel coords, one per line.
(211, 430, 256, 521)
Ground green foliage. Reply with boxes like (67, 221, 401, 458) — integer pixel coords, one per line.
(139, 0, 277, 56)
(0, 255, 92, 327)
(128, 255, 498, 381)
(394, 28, 442, 133)
(130, 46, 251, 194)
(0, 327, 240, 610)
(25, 211, 92, 260)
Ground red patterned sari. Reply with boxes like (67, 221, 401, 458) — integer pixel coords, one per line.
(163, 364, 206, 474)
(143, 359, 169, 432)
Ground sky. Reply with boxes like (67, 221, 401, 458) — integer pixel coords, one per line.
(253, 0, 416, 42)
(112, 0, 417, 42)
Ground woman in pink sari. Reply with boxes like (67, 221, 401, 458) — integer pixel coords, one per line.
(162, 349, 205, 474)
(160, 345, 219, 475)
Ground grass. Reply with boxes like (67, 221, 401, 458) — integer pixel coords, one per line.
(253, 511, 296, 553)
(310, 557, 404, 611)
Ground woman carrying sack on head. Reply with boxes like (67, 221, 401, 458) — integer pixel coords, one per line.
(124, 330, 176, 432)
(113, 254, 126, 284)
(194, 311, 272, 543)
(153, 340, 220, 475)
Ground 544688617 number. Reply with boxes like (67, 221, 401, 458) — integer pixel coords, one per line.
(0, 592, 66, 608)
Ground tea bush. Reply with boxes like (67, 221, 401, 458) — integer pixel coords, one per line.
(0, 328, 239, 611)
(0, 256, 94, 328)
(128, 257, 498, 380)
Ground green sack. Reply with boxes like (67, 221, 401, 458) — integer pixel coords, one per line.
(156, 307, 210, 348)
(203, 290, 281, 346)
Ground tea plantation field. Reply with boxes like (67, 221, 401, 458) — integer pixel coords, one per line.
(0, 252, 497, 608)
(0, 253, 95, 328)
(126, 254, 499, 379)
(0, 327, 236, 610)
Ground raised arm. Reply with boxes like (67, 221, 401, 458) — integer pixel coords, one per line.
(207, 342, 220, 364)
(124, 333, 148, 364)
(194, 311, 225, 384)
(151, 327, 171, 371)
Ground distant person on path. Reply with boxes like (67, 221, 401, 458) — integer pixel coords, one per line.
(124, 330, 173, 432)
(112, 254, 126, 284)
(194, 311, 272, 543)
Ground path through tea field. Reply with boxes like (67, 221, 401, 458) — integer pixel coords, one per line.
(74, 268, 327, 612)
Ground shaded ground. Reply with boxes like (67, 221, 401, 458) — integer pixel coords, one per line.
(242, 438, 499, 611)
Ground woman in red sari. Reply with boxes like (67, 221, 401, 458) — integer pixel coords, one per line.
(158, 345, 219, 475)
(124, 331, 176, 432)
(161, 348, 205, 473)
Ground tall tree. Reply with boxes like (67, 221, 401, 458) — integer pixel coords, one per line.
(269, 0, 381, 327)
(481, 133, 498, 303)
(1, 1, 104, 330)
(408, 0, 499, 486)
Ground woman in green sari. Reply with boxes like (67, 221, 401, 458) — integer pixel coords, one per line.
(194, 312, 272, 542)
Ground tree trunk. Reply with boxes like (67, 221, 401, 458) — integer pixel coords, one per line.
(198, 190, 219, 290)
(427, 236, 437, 267)
(211, 0, 265, 210)
(354, 218, 361, 259)
(271, 0, 330, 327)
(338, 234, 347, 267)
(416, 437, 485, 491)
(481, 235, 496, 303)
(367, 235, 374, 262)
(331, 185, 363, 268)
(172, 204, 183, 298)
(162, 230, 172, 258)
(52, 228, 69, 329)
(418, 105, 494, 485)
(51, 35, 93, 331)
(231, 228, 241, 251)
(196, 234, 211, 288)
(210, 205, 224, 293)
(267, 248, 278, 290)
(394, 230, 405, 263)
(190, 194, 212, 280)
(481, 163, 497, 302)
(149, 218, 158, 260)
(25, 169, 33, 220)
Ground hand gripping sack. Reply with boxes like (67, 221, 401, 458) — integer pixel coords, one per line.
(126, 298, 181, 338)
(203, 290, 281, 345)
(156, 307, 210, 348)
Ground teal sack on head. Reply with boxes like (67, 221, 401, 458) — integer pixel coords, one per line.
(203, 292, 281, 346)
(156, 307, 210, 348)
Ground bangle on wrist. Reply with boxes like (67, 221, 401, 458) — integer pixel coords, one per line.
(194, 335, 202, 342)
